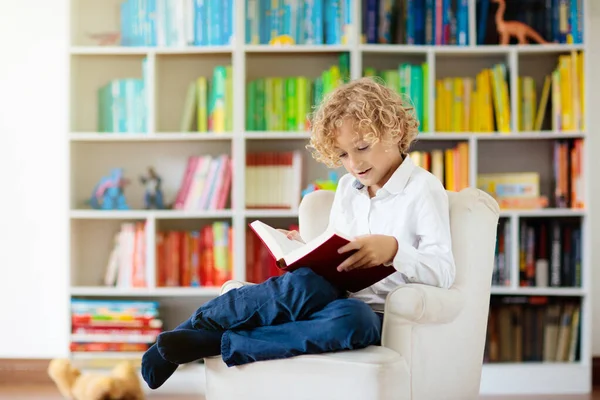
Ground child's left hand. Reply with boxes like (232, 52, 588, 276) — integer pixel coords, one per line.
(336, 235, 398, 272)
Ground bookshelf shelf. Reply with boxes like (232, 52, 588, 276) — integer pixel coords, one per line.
(490, 287, 586, 297)
(498, 209, 586, 218)
(68, 0, 590, 396)
(244, 44, 352, 53)
(70, 286, 221, 297)
(70, 210, 234, 220)
(70, 46, 233, 55)
(70, 133, 235, 142)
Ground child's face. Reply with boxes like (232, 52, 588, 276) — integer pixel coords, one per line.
(334, 119, 403, 194)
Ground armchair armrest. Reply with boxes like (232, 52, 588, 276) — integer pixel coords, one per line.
(384, 284, 464, 325)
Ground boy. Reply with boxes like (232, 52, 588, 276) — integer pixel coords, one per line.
(141, 77, 456, 390)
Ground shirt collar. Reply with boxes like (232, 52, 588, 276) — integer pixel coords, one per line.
(352, 154, 415, 195)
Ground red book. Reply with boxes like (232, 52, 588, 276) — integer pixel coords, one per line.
(249, 220, 394, 293)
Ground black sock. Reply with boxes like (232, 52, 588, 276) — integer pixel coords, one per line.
(141, 343, 178, 390)
(157, 329, 223, 364)
(140, 317, 194, 389)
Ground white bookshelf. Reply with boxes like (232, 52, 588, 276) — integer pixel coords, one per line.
(68, 0, 591, 396)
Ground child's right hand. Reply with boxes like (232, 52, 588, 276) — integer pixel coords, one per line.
(277, 229, 305, 243)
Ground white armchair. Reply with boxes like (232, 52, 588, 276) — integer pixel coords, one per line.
(204, 187, 500, 400)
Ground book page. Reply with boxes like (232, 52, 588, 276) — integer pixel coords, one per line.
(251, 221, 305, 259)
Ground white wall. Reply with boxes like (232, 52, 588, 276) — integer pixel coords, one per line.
(0, 0, 599, 360)
(0, 1, 69, 357)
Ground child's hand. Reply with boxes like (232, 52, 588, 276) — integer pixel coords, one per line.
(277, 229, 305, 244)
(336, 235, 398, 272)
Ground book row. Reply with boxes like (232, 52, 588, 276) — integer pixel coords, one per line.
(363, 0, 468, 45)
(119, 0, 233, 47)
(70, 299, 162, 354)
(477, 139, 583, 210)
(476, 0, 583, 46)
(484, 296, 581, 363)
(93, 51, 584, 135)
(409, 142, 469, 192)
(245, 0, 352, 45)
(246, 54, 349, 132)
(492, 218, 582, 288)
(102, 221, 234, 289)
(96, 217, 583, 291)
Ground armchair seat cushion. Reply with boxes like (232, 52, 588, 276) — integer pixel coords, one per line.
(204, 345, 410, 400)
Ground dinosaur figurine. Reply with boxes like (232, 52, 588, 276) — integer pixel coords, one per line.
(492, 0, 549, 45)
(88, 168, 131, 210)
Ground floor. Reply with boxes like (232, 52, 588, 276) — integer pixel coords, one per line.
(0, 385, 599, 399)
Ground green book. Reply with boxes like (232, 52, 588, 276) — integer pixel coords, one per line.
(180, 81, 197, 132)
(422, 62, 429, 132)
(196, 77, 208, 132)
(273, 77, 284, 131)
(285, 78, 297, 131)
(225, 66, 233, 131)
(256, 79, 266, 130)
(247, 80, 257, 131)
(265, 78, 274, 130)
(296, 77, 308, 131)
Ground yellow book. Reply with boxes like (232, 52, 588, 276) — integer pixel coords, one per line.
(444, 78, 453, 131)
(463, 78, 473, 132)
(452, 78, 463, 132)
(517, 76, 522, 131)
(436, 80, 444, 131)
(552, 69, 561, 131)
(534, 75, 552, 131)
(196, 77, 208, 132)
(570, 51, 581, 131)
(444, 148, 455, 191)
(578, 52, 585, 130)
(559, 55, 573, 131)
(457, 142, 469, 190)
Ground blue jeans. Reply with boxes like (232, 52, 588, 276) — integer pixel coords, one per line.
(191, 267, 383, 367)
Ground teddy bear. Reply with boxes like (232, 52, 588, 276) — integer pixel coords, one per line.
(47, 358, 145, 400)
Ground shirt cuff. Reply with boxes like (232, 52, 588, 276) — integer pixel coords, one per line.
(386, 237, 418, 277)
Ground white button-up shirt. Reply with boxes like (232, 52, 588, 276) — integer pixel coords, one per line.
(328, 154, 456, 311)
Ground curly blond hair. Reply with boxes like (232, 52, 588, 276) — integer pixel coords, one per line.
(307, 76, 419, 168)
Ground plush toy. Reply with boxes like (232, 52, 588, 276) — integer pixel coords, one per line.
(47, 358, 145, 400)
(88, 168, 131, 210)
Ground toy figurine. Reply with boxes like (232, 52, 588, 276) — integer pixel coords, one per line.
(492, 0, 549, 45)
(88, 168, 130, 210)
(301, 171, 340, 198)
(140, 167, 165, 209)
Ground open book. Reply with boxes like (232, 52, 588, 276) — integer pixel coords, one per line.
(249, 220, 395, 293)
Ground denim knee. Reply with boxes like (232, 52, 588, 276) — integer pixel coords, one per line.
(321, 299, 382, 347)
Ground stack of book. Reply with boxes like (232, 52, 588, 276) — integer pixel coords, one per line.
(103, 222, 148, 288)
(364, 62, 429, 132)
(70, 299, 162, 358)
(436, 63, 510, 133)
(409, 142, 469, 192)
(98, 74, 148, 133)
(180, 65, 233, 133)
(363, 0, 470, 45)
(245, 151, 303, 209)
(246, 55, 349, 131)
(119, 0, 233, 47)
(156, 222, 233, 288)
(245, 0, 352, 45)
(173, 154, 232, 211)
(245, 223, 299, 283)
(484, 296, 580, 363)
